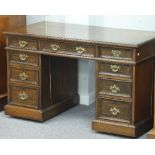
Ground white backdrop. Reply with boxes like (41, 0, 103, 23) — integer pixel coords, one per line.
(27, 15, 155, 31)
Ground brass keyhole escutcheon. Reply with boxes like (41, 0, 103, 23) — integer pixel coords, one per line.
(19, 54, 29, 61)
(18, 91, 28, 101)
(76, 47, 85, 54)
(51, 44, 60, 51)
(19, 72, 28, 81)
(110, 107, 120, 116)
(19, 40, 28, 48)
(112, 50, 121, 57)
(110, 84, 120, 94)
(110, 65, 120, 73)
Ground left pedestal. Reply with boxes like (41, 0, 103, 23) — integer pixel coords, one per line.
(5, 45, 79, 121)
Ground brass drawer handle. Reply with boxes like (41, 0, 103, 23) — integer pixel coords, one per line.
(51, 44, 60, 51)
(76, 47, 85, 54)
(18, 91, 28, 100)
(110, 65, 120, 72)
(112, 50, 121, 57)
(19, 72, 28, 81)
(19, 41, 28, 48)
(110, 107, 120, 116)
(19, 54, 29, 61)
(110, 84, 120, 93)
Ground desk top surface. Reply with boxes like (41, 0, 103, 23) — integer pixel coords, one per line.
(5, 21, 155, 47)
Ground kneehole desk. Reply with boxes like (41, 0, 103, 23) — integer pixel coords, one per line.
(4, 22, 155, 137)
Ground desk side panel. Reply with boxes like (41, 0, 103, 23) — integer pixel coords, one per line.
(134, 42, 155, 125)
(40, 55, 51, 109)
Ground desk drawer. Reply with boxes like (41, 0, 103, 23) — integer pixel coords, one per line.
(9, 67, 39, 85)
(8, 51, 39, 66)
(98, 62, 133, 78)
(8, 36, 38, 51)
(98, 47, 133, 60)
(40, 40, 96, 57)
(98, 78, 132, 98)
(9, 85, 39, 109)
(99, 98, 131, 122)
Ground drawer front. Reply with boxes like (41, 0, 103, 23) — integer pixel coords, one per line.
(98, 78, 132, 98)
(99, 98, 131, 121)
(8, 36, 37, 51)
(9, 67, 38, 85)
(98, 47, 133, 60)
(9, 85, 39, 109)
(8, 51, 39, 66)
(98, 62, 133, 78)
(40, 40, 96, 57)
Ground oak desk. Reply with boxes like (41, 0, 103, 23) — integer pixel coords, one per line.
(4, 22, 155, 137)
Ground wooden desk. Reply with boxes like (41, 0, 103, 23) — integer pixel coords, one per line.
(0, 15, 26, 110)
(4, 22, 155, 137)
